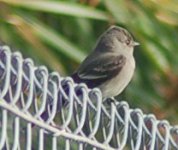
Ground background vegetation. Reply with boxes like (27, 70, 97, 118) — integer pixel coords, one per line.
(0, 0, 178, 124)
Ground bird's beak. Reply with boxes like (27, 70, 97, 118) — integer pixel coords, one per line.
(133, 42, 140, 46)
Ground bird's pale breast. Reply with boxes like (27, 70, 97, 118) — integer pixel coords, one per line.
(99, 56, 135, 98)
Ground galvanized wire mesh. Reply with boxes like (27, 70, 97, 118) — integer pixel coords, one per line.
(0, 45, 178, 150)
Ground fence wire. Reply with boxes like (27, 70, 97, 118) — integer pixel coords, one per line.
(0, 45, 178, 150)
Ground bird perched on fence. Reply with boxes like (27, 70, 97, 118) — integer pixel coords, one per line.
(71, 26, 139, 99)
(41, 26, 139, 130)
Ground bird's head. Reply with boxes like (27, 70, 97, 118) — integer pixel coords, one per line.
(95, 26, 139, 54)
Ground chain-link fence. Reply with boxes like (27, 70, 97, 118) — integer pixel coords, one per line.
(0, 45, 178, 150)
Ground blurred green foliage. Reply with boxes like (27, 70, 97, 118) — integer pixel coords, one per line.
(0, 0, 178, 124)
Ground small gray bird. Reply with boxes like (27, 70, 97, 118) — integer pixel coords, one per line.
(72, 26, 139, 99)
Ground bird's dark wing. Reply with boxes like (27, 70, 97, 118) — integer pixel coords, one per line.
(71, 54, 126, 88)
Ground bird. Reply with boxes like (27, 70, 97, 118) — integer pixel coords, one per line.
(71, 26, 139, 99)
(40, 26, 139, 132)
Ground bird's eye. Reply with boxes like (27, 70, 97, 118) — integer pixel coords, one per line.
(125, 39, 130, 45)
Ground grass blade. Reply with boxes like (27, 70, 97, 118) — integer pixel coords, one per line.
(1, 0, 109, 21)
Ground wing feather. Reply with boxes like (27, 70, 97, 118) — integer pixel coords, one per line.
(71, 54, 126, 88)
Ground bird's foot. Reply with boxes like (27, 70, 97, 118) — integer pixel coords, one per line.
(104, 97, 118, 106)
